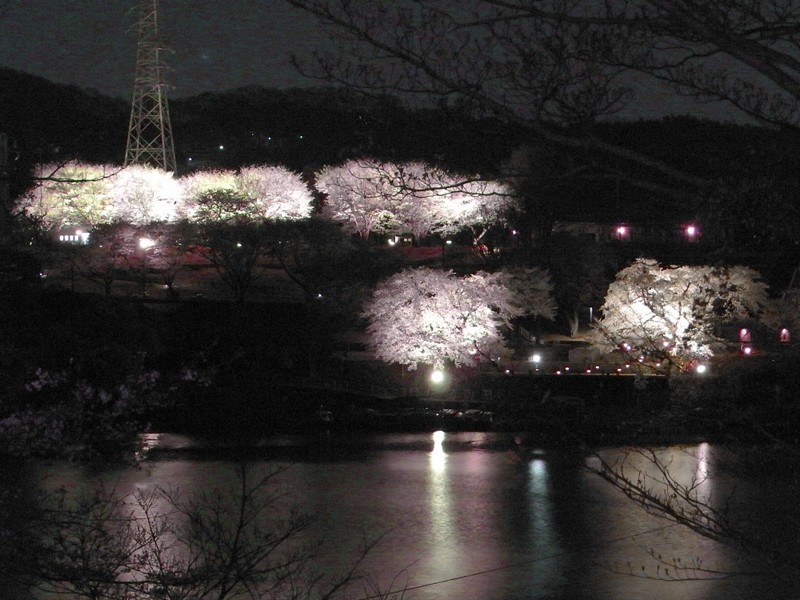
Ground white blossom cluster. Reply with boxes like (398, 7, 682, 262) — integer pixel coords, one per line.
(18, 159, 514, 244)
(592, 258, 776, 369)
(362, 266, 555, 370)
(316, 159, 514, 239)
(18, 162, 314, 228)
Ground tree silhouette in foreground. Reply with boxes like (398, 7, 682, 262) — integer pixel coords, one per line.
(1, 463, 402, 600)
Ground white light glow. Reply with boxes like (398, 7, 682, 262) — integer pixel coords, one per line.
(431, 369, 445, 384)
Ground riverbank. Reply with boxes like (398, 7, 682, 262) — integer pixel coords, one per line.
(145, 371, 750, 451)
(3, 288, 797, 461)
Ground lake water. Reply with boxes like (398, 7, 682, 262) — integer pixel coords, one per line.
(5, 432, 796, 600)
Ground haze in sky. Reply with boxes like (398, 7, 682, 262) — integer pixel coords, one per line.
(0, 0, 749, 122)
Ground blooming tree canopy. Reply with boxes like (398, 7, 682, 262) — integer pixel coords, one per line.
(177, 170, 239, 221)
(19, 163, 182, 227)
(593, 258, 777, 372)
(179, 166, 312, 223)
(18, 162, 120, 228)
(386, 162, 452, 240)
(315, 159, 399, 238)
(235, 165, 313, 220)
(316, 159, 517, 241)
(111, 164, 183, 224)
(362, 266, 555, 370)
(435, 178, 515, 242)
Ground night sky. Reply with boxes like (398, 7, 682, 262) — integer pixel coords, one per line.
(0, 0, 325, 98)
(0, 0, 749, 122)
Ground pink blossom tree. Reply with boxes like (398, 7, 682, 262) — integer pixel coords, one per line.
(316, 159, 517, 245)
(362, 266, 555, 370)
(235, 165, 313, 220)
(436, 178, 516, 260)
(17, 162, 120, 229)
(110, 165, 183, 225)
(177, 170, 239, 221)
(384, 161, 450, 241)
(179, 166, 313, 223)
(315, 159, 400, 238)
(592, 258, 778, 374)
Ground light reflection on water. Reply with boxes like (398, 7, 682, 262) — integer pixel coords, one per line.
(20, 434, 793, 600)
(426, 431, 458, 593)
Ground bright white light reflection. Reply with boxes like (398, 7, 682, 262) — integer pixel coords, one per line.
(426, 430, 457, 589)
(528, 458, 555, 546)
(431, 430, 446, 472)
(530, 458, 547, 484)
(695, 442, 711, 497)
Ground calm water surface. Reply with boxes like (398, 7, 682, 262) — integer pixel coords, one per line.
(19, 432, 794, 600)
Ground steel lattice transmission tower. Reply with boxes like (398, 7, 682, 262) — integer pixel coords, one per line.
(124, 0, 176, 172)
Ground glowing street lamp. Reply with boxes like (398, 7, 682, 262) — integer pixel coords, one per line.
(684, 224, 700, 241)
(430, 369, 445, 384)
(442, 239, 452, 269)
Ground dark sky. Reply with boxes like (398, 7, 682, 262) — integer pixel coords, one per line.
(0, 0, 748, 122)
(0, 0, 325, 98)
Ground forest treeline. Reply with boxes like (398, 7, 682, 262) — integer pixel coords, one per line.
(3, 66, 799, 226)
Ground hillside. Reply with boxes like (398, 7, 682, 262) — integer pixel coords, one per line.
(3, 67, 799, 228)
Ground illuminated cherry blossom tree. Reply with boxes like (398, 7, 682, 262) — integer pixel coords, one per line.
(316, 159, 517, 243)
(111, 164, 183, 224)
(362, 266, 555, 370)
(235, 165, 313, 220)
(19, 163, 183, 228)
(17, 162, 119, 229)
(436, 177, 515, 256)
(177, 170, 239, 221)
(592, 258, 777, 374)
(179, 166, 312, 223)
(381, 161, 451, 240)
(315, 159, 399, 238)
(389, 162, 516, 244)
